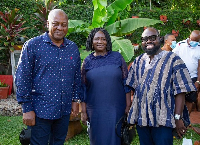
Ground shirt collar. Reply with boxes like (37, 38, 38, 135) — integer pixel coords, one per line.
(143, 51, 167, 69)
(89, 51, 111, 60)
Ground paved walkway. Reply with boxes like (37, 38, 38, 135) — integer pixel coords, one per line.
(190, 110, 200, 124)
(190, 109, 200, 136)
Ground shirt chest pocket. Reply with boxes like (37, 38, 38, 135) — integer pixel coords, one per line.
(62, 56, 77, 75)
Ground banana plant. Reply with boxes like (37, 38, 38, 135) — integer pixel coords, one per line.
(68, 0, 162, 63)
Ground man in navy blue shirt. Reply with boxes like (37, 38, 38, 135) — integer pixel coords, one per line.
(15, 9, 82, 144)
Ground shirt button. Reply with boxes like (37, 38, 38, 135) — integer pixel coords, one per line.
(61, 68, 62, 70)
(62, 79, 64, 81)
(60, 58, 62, 59)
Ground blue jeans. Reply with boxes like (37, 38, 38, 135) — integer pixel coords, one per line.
(136, 125, 173, 145)
(28, 115, 70, 145)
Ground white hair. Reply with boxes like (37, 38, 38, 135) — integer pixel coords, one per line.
(48, 9, 68, 21)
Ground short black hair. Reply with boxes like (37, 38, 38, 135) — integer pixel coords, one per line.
(86, 28, 112, 51)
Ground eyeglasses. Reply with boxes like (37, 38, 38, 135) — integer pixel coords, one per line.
(141, 35, 159, 42)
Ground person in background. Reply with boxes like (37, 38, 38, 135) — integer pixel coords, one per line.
(81, 28, 131, 145)
(173, 30, 200, 115)
(126, 27, 196, 145)
(161, 33, 176, 51)
(15, 9, 82, 144)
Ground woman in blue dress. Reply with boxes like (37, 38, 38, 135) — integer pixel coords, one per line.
(81, 28, 131, 145)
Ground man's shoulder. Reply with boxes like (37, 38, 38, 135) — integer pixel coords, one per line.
(177, 39, 187, 46)
(64, 38, 79, 50)
(64, 38, 77, 45)
(26, 33, 45, 44)
(134, 53, 145, 62)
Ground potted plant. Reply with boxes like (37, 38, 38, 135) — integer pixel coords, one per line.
(0, 80, 9, 99)
(0, 8, 28, 51)
(0, 8, 28, 75)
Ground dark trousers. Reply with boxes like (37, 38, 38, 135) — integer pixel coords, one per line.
(136, 125, 173, 145)
(28, 115, 70, 145)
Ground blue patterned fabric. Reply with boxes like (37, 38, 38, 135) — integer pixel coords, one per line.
(126, 51, 196, 128)
(15, 32, 82, 119)
(81, 51, 130, 145)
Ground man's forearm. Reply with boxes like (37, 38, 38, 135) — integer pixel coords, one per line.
(175, 93, 185, 116)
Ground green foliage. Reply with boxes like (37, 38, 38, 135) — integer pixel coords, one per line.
(34, 0, 58, 33)
(64, 0, 161, 63)
(129, 7, 200, 45)
(0, 48, 9, 69)
(92, 0, 107, 28)
(0, 0, 42, 39)
(106, 18, 162, 36)
(111, 36, 134, 62)
(0, 80, 8, 87)
(57, 4, 94, 48)
(131, 0, 200, 11)
(0, 8, 28, 49)
(0, 116, 25, 145)
(106, 0, 133, 25)
(67, 20, 90, 37)
(0, 8, 28, 73)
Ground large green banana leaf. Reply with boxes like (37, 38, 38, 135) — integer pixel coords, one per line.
(92, 0, 107, 27)
(79, 47, 91, 62)
(106, 18, 163, 36)
(68, 20, 90, 36)
(106, 0, 133, 26)
(111, 36, 134, 62)
(67, 0, 162, 63)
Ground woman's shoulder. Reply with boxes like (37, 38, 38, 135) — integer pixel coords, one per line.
(110, 51, 123, 59)
(83, 52, 94, 62)
(111, 51, 121, 56)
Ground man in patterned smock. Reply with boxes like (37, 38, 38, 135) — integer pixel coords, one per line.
(126, 27, 196, 145)
(15, 9, 82, 144)
(173, 30, 200, 114)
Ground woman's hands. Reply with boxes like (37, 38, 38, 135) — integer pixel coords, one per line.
(125, 92, 132, 114)
(81, 102, 88, 125)
(81, 112, 88, 125)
